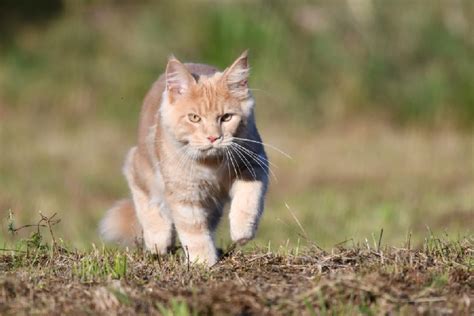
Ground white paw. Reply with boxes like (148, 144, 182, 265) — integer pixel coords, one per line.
(143, 231, 172, 254)
(230, 224, 255, 245)
(185, 247, 218, 267)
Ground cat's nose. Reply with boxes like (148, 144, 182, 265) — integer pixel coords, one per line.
(207, 135, 220, 143)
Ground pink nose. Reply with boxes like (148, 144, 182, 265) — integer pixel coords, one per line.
(207, 135, 219, 143)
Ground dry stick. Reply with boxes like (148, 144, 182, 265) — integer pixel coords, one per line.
(284, 203, 325, 251)
(9, 213, 55, 238)
(4, 212, 61, 257)
(185, 245, 190, 272)
(134, 236, 143, 253)
(11, 224, 47, 233)
(409, 297, 447, 304)
(296, 233, 324, 252)
(334, 238, 354, 248)
(42, 213, 60, 250)
(37, 212, 61, 256)
(0, 248, 26, 253)
(220, 242, 238, 260)
(407, 231, 412, 251)
(285, 203, 308, 240)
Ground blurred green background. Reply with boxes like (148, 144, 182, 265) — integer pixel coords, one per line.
(0, 0, 472, 249)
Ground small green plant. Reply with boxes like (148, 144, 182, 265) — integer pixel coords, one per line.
(73, 252, 127, 282)
(157, 299, 196, 316)
(7, 209, 14, 235)
(431, 272, 449, 288)
(109, 288, 132, 306)
(7, 211, 61, 253)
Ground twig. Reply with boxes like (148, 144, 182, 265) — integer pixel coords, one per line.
(334, 238, 354, 248)
(185, 245, 190, 272)
(297, 233, 324, 252)
(39, 212, 60, 250)
(285, 203, 308, 240)
(0, 248, 26, 253)
(221, 242, 238, 259)
(10, 224, 47, 233)
(409, 297, 447, 303)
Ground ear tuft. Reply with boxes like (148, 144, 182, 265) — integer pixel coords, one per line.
(223, 50, 250, 99)
(165, 56, 195, 99)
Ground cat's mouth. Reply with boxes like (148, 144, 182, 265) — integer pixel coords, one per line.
(199, 146, 218, 153)
(195, 145, 225, 158)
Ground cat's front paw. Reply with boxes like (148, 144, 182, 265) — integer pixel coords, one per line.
(234, 237, 251, 246)
(230, 225, 256, 245)
(229, 207, 260, 246)
(143, 231, 172, 254)
(185, 247, 218, 267)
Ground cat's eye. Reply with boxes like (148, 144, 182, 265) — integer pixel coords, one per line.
(188, 113, 201, 123)
(221, 113, 233, 122)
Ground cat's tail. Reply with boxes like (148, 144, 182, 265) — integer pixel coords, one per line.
(99, 199, 141, 245)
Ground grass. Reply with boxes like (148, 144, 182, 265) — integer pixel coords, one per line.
(0, 223, 472, 315)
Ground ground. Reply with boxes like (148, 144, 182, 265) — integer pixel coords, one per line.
(0, 229, 472, 315)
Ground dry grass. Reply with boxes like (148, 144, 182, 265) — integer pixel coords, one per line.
(0, 229, 472, 315)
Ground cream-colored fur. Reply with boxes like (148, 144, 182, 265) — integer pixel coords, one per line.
(100, 51, 268, 266)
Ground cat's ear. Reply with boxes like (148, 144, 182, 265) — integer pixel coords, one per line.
(223, 50, 250, 99)
(165, 56, 196, 100)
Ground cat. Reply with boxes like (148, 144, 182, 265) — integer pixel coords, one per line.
(99, 51, 268, 266)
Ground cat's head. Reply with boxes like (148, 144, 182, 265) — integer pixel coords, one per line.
(160, 51, 255, 159)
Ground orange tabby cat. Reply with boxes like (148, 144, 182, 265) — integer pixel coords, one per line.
(100, 51, 268, 266)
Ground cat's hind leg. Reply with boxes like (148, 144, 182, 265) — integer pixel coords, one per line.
(124, 147, 175, 254)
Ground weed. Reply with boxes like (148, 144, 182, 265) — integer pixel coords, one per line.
(72, 251, 127, 282)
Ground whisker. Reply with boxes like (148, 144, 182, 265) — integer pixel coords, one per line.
(229, 148, 243, 180)
(226, 147, 240, 180)
(232, 137, 292, 159)
(231, 143, 277, 182)
(232, 142, 278, 170)
(223, 149, 232, 187)
(230, 146, 257, 180)
(231, 143, 277, 181)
